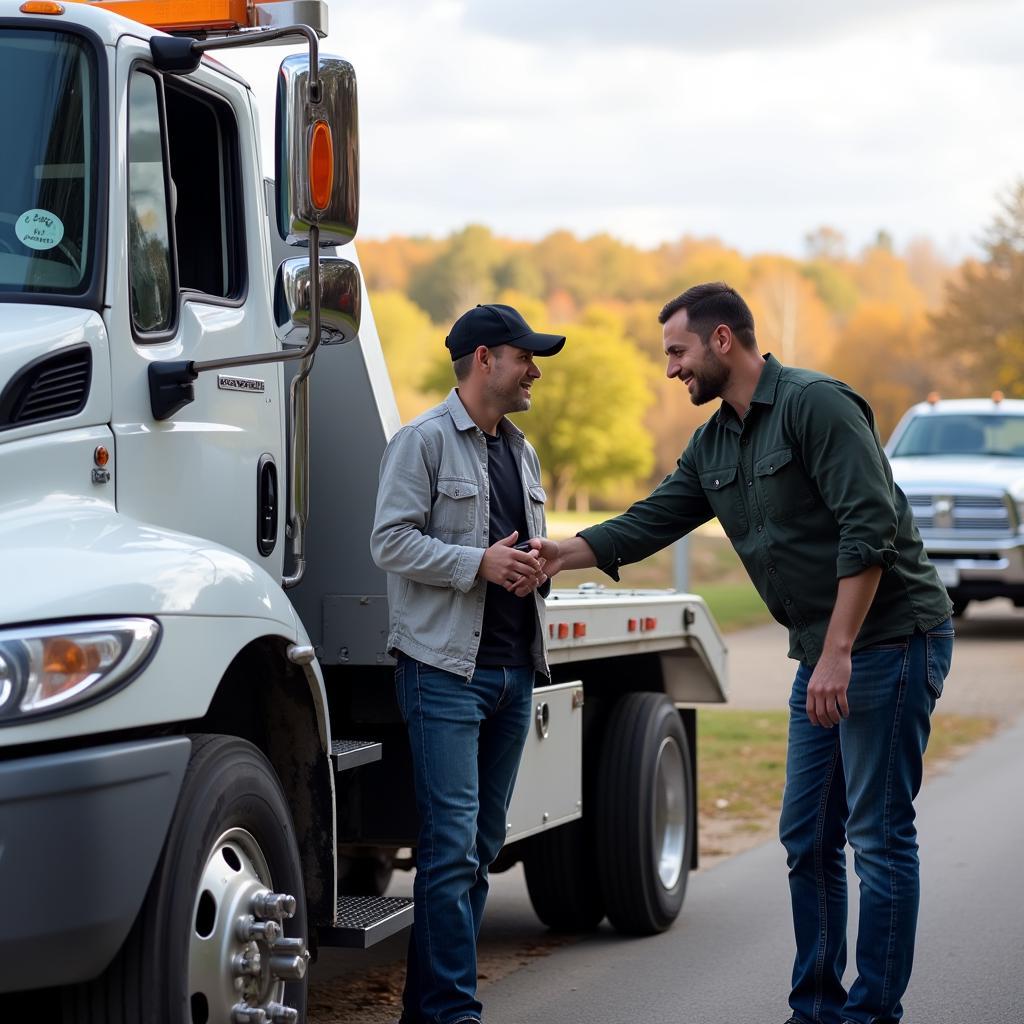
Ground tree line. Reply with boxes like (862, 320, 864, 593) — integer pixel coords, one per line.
(360, 181, 1024, 511)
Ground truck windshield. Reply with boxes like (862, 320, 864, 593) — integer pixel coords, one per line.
(0, 29, 97, 297)
(891, 413, 1024, 458)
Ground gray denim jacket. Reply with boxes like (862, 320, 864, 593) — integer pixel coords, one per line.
(370, 389, 550, 680)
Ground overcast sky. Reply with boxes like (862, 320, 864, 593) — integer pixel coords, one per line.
(222, 0, 1024, 259)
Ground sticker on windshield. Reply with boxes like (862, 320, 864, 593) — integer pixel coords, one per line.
(15, 209, 65, 251)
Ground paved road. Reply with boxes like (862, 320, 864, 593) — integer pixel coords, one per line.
(310, 600, 1024, 1022)
(478, 714, 1024, 1023)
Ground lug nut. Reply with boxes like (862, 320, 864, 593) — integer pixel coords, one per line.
(252, 891, 297, 920)
(236, 915, 282, 944)
(266, 1004, 299, 1024)
(232, 950, 262, 977)
(269, 937, 306, 955)
(268, 954, 307, 981)
(232, 1004, 267, 1024)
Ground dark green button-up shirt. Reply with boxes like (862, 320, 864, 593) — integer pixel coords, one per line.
(580, 355, 951, 664)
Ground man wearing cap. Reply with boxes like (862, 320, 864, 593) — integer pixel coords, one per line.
(531, 283, 952, 1024)
(371, 303, 565, 1024)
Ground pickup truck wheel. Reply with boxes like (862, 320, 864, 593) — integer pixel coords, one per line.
(596, 693, 693, 936)
(63, 735, 308, 1024)
(522, 819, 605, 931)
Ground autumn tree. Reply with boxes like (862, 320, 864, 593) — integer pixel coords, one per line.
(519, 321, 655, 510)
(371, 290, 444, 422)
(931, 180, 1024, 394)
(407, 224, 505, 322)
(827, 302, 936, 439)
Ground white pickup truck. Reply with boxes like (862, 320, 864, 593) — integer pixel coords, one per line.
(886, 395, 1024, 616)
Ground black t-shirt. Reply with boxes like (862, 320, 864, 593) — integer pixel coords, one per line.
(476, 431, 535, 667)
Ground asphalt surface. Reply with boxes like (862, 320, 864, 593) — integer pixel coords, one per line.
(311, 600, 1024, 1023)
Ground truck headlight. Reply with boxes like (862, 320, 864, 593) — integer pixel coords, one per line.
(0, 619, 159, 722)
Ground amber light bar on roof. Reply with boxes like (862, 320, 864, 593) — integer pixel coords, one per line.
(67, 0, 257, 33)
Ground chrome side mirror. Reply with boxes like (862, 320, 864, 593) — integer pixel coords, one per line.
(275, 257, 361, 346)
(275, 54, 359, 247)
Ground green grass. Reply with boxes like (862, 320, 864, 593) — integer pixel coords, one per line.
(696, 708, 998, 831)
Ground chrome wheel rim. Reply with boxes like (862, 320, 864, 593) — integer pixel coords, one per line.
(187, 827, 305, 1024)
(652, 736, 687, 890)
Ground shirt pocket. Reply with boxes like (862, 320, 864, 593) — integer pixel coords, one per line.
(699, 465, 748, 538)
(431, 477, 478, 541)
(754, 446, 818, 523)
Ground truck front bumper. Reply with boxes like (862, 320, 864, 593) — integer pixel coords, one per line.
(0, 736, 190, 993)
(923, 534, 1024, 600)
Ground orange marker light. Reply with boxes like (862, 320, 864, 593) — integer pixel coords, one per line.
(20, 1, 64, 13)
(573, 622, 586, 638)
(94, 445, 110, 467)
(926, 391, 941, 405)
(556, 623, 569, 640)
(644, 617, 657, 632)
(992, 390, 1004, 404)
(309, 120, 334, 211)
(627, 618, 638, 632)
(40, 638, 100, 701)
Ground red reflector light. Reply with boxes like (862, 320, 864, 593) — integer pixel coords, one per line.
(644, 617, 657, 631)
(573, 622, 586, 638)
(557, 623, 569, 639)
(627, 618, 638, 632)
(548, 623, 555, 639)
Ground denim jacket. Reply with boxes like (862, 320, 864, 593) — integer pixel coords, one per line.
(371, 389, 550, 679)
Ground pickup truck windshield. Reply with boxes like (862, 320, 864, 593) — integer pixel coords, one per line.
(0, 29, 96, 297)
(891, 413, 1024, 458)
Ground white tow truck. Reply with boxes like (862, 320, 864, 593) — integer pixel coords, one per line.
(0, 2, 727, 1020)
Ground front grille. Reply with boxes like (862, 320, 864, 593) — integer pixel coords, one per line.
(0, 345, 92, 428)
(908, 493, 1012, 534)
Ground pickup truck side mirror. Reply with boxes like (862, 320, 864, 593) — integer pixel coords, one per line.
(275, 256, 361, 346)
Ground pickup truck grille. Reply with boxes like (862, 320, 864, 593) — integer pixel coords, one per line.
(908, 494, 1012, 534)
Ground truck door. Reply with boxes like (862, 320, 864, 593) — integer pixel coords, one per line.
(107, 38, 286, 575)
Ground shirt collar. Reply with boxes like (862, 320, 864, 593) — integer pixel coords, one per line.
(713, 352, 783, 430)
(445, 388, 524, 440)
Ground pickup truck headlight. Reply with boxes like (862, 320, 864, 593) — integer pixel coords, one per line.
(0, 619, 159, 722)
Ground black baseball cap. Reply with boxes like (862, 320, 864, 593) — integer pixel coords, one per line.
(445, 304, 566, 361)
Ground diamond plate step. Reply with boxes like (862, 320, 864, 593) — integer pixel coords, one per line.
(330, 739, 382, 772)
(318, 895, 414, 948)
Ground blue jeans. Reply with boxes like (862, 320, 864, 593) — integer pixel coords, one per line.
(395, 654, 534, 1024)
(780, 620, 954, 1024)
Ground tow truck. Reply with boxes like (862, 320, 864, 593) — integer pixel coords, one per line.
(0, 2, 728, 1020)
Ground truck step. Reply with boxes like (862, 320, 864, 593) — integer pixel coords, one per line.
(318, 895, 414, 948)
(330, 739, 382, 772)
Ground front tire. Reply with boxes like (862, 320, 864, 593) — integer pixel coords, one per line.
(65, 735, 308, 1024)
(596, 693, 694, 935)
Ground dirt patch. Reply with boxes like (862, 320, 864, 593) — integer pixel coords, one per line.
(308, 933, 575, 1024)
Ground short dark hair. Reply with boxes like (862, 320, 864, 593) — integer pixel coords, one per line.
(658, 282, 757, 349)
(452, 351, 475, 381)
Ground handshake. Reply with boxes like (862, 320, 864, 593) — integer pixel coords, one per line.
(479, 532, 565, 598)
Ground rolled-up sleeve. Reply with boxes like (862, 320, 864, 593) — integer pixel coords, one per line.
(370, 426, 484, 592)
(796, 382, 899, 579)
(579, 442, 713, 581)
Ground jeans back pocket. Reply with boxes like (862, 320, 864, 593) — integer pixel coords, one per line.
(925, 621, 955, 700)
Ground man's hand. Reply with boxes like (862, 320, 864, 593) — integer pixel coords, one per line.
(479, 532, 546, 594)
(805, 649, 852, 727)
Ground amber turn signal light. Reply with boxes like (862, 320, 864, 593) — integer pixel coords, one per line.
(309, 120, 334, 211)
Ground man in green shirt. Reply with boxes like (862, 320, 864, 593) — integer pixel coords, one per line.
(532, 283, 953, 1024)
